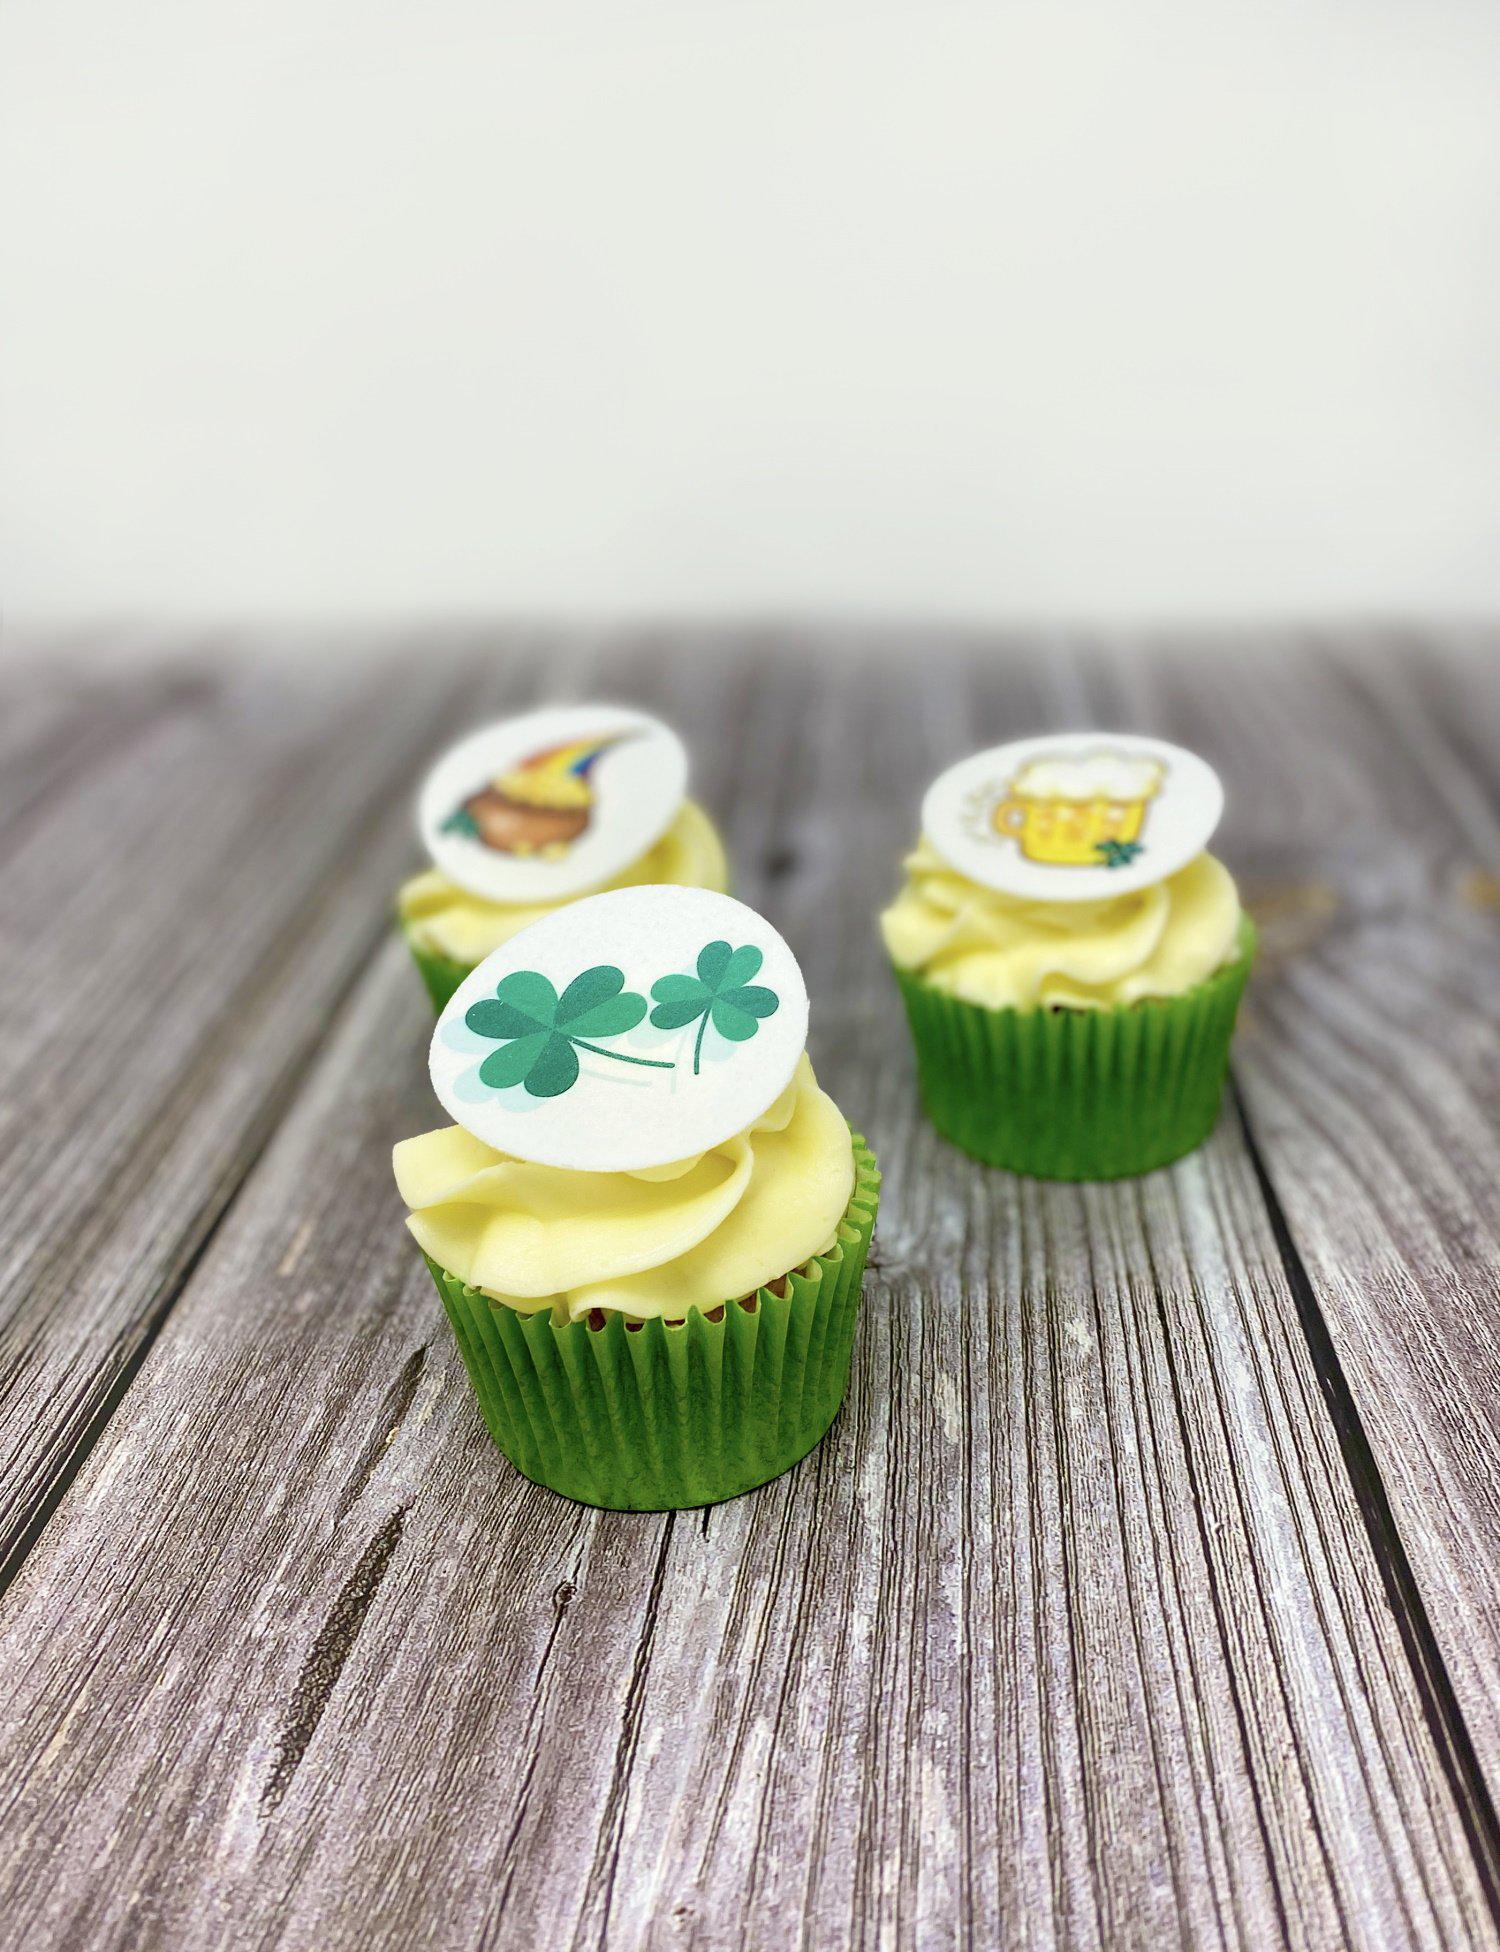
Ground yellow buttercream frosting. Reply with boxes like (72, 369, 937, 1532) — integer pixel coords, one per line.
(393, 1056, 855, 1323)
(881, 844, 1244, 1011)
(399, 799, 729, 967)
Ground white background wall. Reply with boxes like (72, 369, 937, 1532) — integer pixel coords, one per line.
(3, 0, 1498, 624)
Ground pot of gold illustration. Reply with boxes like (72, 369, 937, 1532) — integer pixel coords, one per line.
(991, 750, 1166, 866)
(443, 732, 632, 858)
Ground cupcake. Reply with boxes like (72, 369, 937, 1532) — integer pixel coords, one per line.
(882, 734, 1254, 1179)
(394, 885, 879, 1510)
(400, 704, 729, 1012)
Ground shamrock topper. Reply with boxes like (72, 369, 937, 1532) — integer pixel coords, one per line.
(465, 966, 670, 1099)
(430, 885, 809, 1171)
(649, 941, 780, 1076)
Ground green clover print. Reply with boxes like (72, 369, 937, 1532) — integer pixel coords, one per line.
(649, 941, 780, 1076)
(1095, 838, 1144, 869)
(465, 966, 672, 1099)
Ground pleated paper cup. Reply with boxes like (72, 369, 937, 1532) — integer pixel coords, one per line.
(425, 1137, 880, 1510)
(403, 930, 473, 1015)
(893, 921, 1255, 1180)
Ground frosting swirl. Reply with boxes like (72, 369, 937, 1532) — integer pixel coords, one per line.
(399, 799, 728, 966)
(881, 845, 1243, 1011)
(393, 1055, 855, 1322)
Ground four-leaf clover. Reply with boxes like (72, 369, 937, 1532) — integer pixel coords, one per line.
(649, 941, 780, 1075)
(466, 965, 670, 1098)
(1095, 838, 1144, 869)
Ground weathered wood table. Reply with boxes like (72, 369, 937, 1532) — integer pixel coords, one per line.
(2, 628, 1498, 1952)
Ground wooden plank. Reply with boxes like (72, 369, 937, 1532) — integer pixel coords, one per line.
(0, 630, 547, 1582)
(0, 638, 221, 848)
(1089, 632, 1500, 1835)
(0, 640, 1494, 1949)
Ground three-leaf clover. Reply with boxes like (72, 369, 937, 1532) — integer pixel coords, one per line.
(465, 965, 671, 1098)
(1095, 838, 1144, 869)
(649, 941, 780, 1075)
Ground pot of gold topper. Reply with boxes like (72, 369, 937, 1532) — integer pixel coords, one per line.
(429, 885, 809, 1171)
(417, 704, 690, 905)
(920, 731, 1224, 903)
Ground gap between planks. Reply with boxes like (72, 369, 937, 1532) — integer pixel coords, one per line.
(1234, 1085, 1500, 1924)
(0, 896, 399, 1602)
(2, 632, 1498, 1952)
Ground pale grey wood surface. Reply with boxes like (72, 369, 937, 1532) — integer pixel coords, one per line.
(1095, 635, 1500, 1799)
(0, 639, 494, 1584)
(0, 629, 1497, 1952)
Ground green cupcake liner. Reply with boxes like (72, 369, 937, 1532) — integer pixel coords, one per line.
(404, 933, 474, 1014)
(893, 920, 1255, 1181)
(424, 1136, 880, 1510)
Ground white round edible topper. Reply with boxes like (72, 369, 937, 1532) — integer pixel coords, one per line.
(418, 704, 689, 904)
(921, 732, 1224, 902)
(429, 885, 811, 1172)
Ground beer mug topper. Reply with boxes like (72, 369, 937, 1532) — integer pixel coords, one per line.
(921, 732, 1224, 902)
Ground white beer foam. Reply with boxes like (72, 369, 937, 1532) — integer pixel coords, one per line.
(1010, 750, 1165, 802)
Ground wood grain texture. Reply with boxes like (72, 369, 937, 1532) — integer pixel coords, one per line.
(0, 631, 537, 1582)
(1088, 632, 1500, 1829)
(0, 632, 1496, 1952)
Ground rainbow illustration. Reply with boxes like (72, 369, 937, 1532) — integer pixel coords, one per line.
(443, 731, 633, 857)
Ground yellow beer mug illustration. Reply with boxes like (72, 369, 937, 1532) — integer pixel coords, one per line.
(992, 750, 1166, 867)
